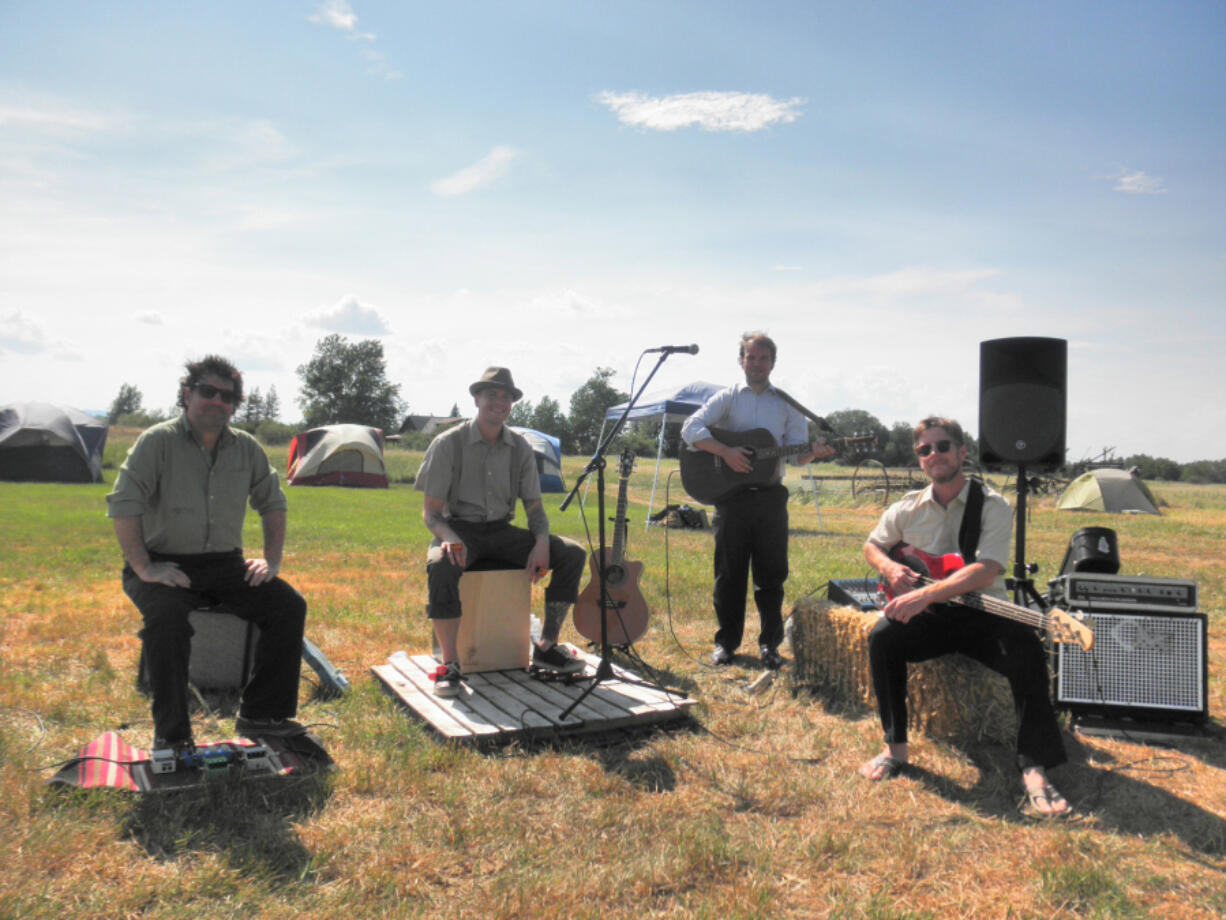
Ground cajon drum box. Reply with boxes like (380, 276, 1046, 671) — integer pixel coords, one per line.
(435, 568, 532, 673)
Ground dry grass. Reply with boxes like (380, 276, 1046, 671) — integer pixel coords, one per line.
(1, 446, 1224, 919)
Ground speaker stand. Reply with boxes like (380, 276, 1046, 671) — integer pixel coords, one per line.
(1008, 462, 1046, 611)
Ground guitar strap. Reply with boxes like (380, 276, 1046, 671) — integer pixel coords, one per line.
(958, 477, 985, 562)
(771, 387, 835, 433)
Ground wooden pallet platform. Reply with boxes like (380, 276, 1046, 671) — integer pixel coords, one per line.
(372, 647, 696, 744)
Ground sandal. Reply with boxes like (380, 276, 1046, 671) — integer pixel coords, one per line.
(1023, 781, 1073, 818)
(859, 752, 907, 782)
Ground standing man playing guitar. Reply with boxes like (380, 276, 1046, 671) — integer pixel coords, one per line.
(859, 416, 1072, 818)
(681, 332, 833, 669)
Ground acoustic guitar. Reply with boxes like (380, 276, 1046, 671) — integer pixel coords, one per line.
(572, 449, 650, 646)
(679, 426, 873, 504)
(884, 543, 1094, 650)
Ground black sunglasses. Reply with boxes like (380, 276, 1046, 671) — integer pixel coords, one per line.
(915, 439, 954, 458)
(193, 383, 238, 404)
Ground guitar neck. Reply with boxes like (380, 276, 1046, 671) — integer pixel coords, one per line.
(911, 575, 1049, 631)
(610, 475, 630, 563)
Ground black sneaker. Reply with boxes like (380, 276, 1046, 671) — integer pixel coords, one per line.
(760, 645, 784, 670)
(430, 660, 464, 697)
(711, 644, 734, 666)
(532, 642, 584, 675)
(235, 716, 306, 737)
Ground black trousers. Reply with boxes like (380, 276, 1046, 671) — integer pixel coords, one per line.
(867, 604, 1067, 770)
(425, 521, 586, 619)
(123, 551, 307, 744)
(712, 485, 789, 653)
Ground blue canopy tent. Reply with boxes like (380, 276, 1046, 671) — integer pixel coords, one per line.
(593, 380, 723, 527)
(510, 426, 565, 493)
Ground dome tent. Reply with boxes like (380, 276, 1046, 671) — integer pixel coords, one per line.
(287, 424, 388, 487)
(0, 402, 107, 483)
(1056, 468, 1160, 515)
(510, 426, 565, 493)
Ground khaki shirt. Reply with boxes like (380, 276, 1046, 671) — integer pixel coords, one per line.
(867, 479, 1013, 598)
(106, 415, 287, 554)
(415, 420, 539, 523)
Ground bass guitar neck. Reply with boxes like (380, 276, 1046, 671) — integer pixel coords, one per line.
(887, 543, 1094, 651)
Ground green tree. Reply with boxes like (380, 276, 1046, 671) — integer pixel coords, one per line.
(508, 398, 535, 428)
(263, 385, 281, 422)
(1123, 454, 1182, 482)
(107, 383, 143, 424)
(530, 396, 571, 447)
(240, 387, 265, 425)
(296, 334, 406, 431)
(567, 367, 628, 454)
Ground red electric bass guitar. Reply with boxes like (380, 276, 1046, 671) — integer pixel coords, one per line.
(884, 543, 1094, 651)
(572, 450, 650, 646)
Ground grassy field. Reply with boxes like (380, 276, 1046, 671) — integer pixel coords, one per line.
(1, 433, 1224, 919)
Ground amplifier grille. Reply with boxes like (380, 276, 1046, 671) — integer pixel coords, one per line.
(1057, 611, 1206, 717)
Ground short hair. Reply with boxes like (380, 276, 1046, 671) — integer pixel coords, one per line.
(179, 355, 244, 409)
(913, 416, 964, 447)
(739, 331, 777, 363)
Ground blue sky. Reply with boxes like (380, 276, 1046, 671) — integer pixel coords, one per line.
(2, 1, 1223, 462)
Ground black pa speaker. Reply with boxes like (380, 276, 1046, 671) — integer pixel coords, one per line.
(978, 337, 1067, 469)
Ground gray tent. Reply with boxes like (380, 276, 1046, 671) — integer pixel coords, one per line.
(1056, 468, 1161, 515)
(0, 402, 108, 483)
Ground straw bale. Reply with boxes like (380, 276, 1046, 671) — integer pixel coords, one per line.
(789, 596, 1017, 744)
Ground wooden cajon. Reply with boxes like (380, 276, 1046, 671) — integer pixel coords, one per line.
(436, 568, 532, 673)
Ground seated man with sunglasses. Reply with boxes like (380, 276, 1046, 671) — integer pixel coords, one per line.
(107, 355, 307, 753)
(857, 416, 1071, 818)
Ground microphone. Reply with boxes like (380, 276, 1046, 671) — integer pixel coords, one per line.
(645, 344, 699, 355)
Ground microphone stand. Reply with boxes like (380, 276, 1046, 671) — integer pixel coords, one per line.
(557, 351, 676, 719)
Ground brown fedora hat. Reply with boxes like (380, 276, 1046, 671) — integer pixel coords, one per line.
(468, 366, 522, 401)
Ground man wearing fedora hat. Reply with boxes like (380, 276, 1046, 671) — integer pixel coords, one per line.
(415, 366, 587, 696)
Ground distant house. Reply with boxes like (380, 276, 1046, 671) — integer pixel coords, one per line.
(398, 414, 466, 435)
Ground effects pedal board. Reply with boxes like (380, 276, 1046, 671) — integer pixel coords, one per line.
(149, 742, 272, 775)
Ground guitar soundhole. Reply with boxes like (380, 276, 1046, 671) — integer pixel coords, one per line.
(605, 565, 626, 587)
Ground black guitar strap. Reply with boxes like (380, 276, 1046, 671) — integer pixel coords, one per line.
(958, 477, 985, 562)
(771, 387, 835, 433)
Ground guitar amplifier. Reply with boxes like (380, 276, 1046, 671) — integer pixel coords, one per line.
(1048, 573, 1197, 614)
(1055, 610, 1208, 724)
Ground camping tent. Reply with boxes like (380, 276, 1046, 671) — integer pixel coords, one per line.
(1056, 468, 1161, 515)
(0, 402, 107, 483)
(594, 380, 723, 525)
(510, 426, 565, 493)
(287, 424, 388, 487)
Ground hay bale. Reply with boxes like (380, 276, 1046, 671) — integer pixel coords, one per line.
(789, 596, 1017, 744)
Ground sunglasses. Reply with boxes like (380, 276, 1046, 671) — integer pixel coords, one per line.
(915, 439, 954, 458)
(193, 383, 238, 404)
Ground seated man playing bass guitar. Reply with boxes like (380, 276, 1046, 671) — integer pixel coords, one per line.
(680, 331, 833, 670)
(859, 416, 1072, 818)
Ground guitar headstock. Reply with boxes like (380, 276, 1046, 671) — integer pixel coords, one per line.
(619, 448, 636, 479)
(1047, 608, 1095, 651)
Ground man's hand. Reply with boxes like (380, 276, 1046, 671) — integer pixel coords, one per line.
(882, 588, 931, 623)
(525, 539, 550, 584)
(136, 560, 192, 588)
(720, 443, 754, 474)
(443, 541, 467, 569)
(243, 557, 279, 586)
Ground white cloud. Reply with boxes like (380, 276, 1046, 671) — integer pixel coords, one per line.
(304, 294, 391, 335)
(309, 0, 359, 32)
(1111, 168, 1167, 195)
(0, 309, 48, 354)
(596, 91, 805, 132)
(135, 310, 164, 325)
(429, 146, 518, 197)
